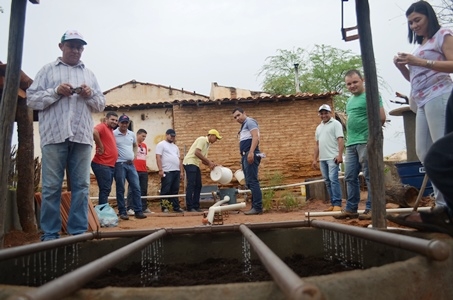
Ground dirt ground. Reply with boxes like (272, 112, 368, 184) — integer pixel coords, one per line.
(4, 191, 434, 248)
(84, 255, 358, 288)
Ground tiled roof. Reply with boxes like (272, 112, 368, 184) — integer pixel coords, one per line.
(104, 91, 339, 110)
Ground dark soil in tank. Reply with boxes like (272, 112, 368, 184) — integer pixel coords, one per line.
(84, 254, 359, 288)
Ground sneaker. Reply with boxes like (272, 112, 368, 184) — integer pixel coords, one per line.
(162, 208, 169, 213)
(359, 209, 372, 220)
(333, 210, 359, 219)
(188, 209, 202, 213)
(127, 209, 135, 216)
(143, 208, 154, 214)
(244, 208, 263, 215)
(119, 214, 129, 220)
(135, 213, 147, 219)
(324, 206, 334, 212)
(332, 206, 342, 211)
(173, 208, 185, 213)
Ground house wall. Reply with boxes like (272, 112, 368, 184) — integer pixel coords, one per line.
(105, 83, 208, 106)
(173, 98, 332, 189)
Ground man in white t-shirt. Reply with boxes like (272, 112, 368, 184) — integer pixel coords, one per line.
(312, 104, 344, 212)
(156, 129, 184, 213)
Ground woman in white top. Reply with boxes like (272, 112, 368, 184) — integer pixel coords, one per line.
(394, 0, 453, 208)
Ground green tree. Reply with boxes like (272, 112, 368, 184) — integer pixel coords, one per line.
(259, 45, 363, 112)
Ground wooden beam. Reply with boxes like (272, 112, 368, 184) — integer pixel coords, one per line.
(0, 0, 28, 248)
(355, 0, 386, 229)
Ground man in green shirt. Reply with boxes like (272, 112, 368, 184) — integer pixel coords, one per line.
(334, 70, 386, 220)
(183, 129, 222, 212)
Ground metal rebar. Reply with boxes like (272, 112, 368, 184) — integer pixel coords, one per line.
(13, 229, 167, 300)
(0, 233, 95, 262)
(310, 220, 450, 261)
(239, 225, 324, 300)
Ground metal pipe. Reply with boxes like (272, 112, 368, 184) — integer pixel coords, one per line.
(1, 221, 312, 262)
(305, 207, 432, 217)
(15, 229, 167, 300)
(0, 233, 96, 262)
(310, 220, 450, 261)
(239, 225, 324, 300)
(97, 221, 310, 237)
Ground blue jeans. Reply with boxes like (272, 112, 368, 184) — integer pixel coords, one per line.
(40, 140, 92, 241)
(242, 152, 262, 211)
(345, 144, 371, 212)
(114, 162, 142, 215)
(127, 171, 148, 211)
(319, 159, 342, 207)
(416, 93, 449, 207)
(91, 162, 114, 205)
(184, 164, 201, 210)
(160, 171, 181, 210)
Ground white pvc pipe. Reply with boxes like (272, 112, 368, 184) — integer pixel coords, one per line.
(305, 206, 432, 217)
(204, 196, 246, 225)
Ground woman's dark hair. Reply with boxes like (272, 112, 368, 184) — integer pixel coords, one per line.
(406, 0, 440, 44)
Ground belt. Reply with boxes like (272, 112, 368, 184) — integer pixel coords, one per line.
(241, 151, 248, 156)
(117, 160, 133, 165)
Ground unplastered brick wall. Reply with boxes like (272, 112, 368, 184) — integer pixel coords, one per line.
(173, 97, 335, 188)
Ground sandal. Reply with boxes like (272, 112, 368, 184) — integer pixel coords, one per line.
(387, 207, 453, 237)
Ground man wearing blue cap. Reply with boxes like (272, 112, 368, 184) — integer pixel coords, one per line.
(113, 114, 147, 220)
(27, 30, 105, 241)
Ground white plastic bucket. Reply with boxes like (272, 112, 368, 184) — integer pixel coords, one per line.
(210, 166, 233, 185)
(234, 169, 245, 185)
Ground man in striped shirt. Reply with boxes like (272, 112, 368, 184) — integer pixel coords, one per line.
(27, 30, 105, 241)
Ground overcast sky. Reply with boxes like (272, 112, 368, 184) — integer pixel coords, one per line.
(0, 0, 445, 156)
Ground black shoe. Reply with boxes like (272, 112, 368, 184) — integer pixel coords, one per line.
(174, 208, 185, 213)
(135, 213, 147, 219)
(119, 214, 129, 220)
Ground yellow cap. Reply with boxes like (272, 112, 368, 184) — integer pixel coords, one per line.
(208, 129, 222, 140)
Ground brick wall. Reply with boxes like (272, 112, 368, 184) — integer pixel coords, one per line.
(173, 97, 335, 188)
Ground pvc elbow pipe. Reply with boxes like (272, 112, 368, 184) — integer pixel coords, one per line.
(206, 197, 246, 225)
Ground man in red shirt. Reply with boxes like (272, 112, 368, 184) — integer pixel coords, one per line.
(92, 112, 119, 205)
(127, 129, 151, 214)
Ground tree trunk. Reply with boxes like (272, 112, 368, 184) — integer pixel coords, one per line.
(16, 98, 37, 232)
(385, 185, 419, 208)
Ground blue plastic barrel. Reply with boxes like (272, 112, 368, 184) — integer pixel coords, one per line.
(394, 161, 433, 196)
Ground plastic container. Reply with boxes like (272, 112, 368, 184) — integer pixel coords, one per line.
(234, 170, 245, 185)
(395, 161, 433, 196)
(210, 166, 233, 185)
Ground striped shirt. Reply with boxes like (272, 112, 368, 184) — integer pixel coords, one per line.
(26, 57, 105, 147)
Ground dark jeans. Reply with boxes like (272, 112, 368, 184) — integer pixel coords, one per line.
(184, 164, 201, 210)
(242, 152, 262, 211)
(114, 162, 142, 215)
(425, 132, 453, 216)
(127, 171, 148, 211)
(91, 162, 115, 205)
(160, 171, 181, 210)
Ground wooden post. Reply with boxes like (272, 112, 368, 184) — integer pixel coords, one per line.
(355, 0, 386, 228)
(16, 97, 37, 232)
(0, 0, 28, 248)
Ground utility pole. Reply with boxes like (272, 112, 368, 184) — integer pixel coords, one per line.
(294, 63, 301, 93)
